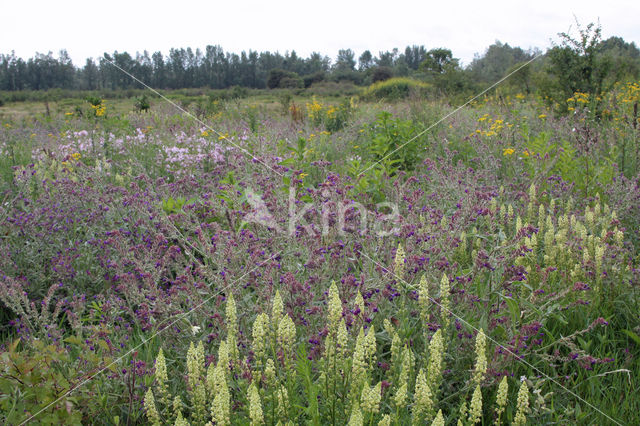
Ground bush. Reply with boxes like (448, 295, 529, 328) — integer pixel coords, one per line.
(267, 69, 303, 89)
(134, 94, 151, 112)
(303, 71, 326, 88)
(360, 77, 431, 101)
(371, 66, 394, 83)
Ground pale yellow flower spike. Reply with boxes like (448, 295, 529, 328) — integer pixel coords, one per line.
(495, 376, 509, 426)
(467, 385, 483, 424)
(211, 365, 231, 426)
(348, 402, 364, 426)
(413, 368, 434, 423)
(378, 414, 392, 426)
(248, 383, 264, 425)
(439, 274, 451, 329)
(472, 329, 487, 386)
(143, 388, 161, 426)
(513, 380, 530, 426)
(354, 290, 365, 315)
(394, 243, 406, 278)
(361, 381, 382, 415)
(272, 290, 284, 325)
(427, 329, 444, 393)
(431, 409, 445, 426)
(155, 348, 170, 407)
(328, 281, 343, 333)
(394, 382, 408, 408)
(225, 294, 239, 363)
(252, 313, 270, 364)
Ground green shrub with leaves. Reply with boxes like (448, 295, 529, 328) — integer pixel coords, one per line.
(0, 339, 102, 425)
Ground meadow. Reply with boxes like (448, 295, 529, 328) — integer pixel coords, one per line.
(0, 82, 639, 425)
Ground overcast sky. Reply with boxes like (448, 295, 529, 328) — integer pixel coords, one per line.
(2, 1, 639, 67)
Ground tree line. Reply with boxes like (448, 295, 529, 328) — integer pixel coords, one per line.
(1, 25, 639, 100)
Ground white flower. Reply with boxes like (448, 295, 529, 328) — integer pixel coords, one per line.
(191, 325, 201, 335)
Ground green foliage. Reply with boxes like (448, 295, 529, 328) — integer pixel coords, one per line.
(161, 196, 196, 215)
(267, 69, 303, 89)
(542, 21, 612, 112)
(134, 94, 151, 112)
(360, 77, 431, 101)
(371, 66, 393, 83)
(0, 339, 97, 424)
(364, 111, 425, 173)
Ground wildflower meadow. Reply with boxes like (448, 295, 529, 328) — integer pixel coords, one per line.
(0, 78, 639, 425)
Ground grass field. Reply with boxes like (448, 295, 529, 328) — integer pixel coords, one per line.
(0, 85, 639, 425)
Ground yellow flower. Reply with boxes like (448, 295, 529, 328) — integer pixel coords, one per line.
(538, 114, 547, 119)
(503, 148, 515, 156)
(65, 112, 74, 116)
(71, 152, 81, 161)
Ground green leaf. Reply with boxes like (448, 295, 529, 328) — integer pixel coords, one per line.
(505, 297, 520, 325)
(622, 329, 640, 347)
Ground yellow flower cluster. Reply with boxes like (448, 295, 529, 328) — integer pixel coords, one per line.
(306, 96, 323, 122)
(473, 114, 512, 137)
(566, 91, 590, 112)
(91, 101, 106, 117)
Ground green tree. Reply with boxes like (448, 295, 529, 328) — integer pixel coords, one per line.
(542, 21, 612, 112)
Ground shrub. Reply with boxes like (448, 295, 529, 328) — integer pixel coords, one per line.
(371, 66, 393, 83)
(360, 77, 431, 101)
(134, 94, 151, 112)
(267, 69, 303, 89)
(303, 71, 326, 88)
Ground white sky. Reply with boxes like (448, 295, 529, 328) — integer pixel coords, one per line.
(2, 1, 639, 67)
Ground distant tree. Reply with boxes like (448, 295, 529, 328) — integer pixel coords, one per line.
(376, 49, 398, 67)
(420, 48, 457, 75)
(151, 51, 167, 88)
(358, 50, 374, 71)
(334, 49, 356, 72)
(305, 52, 331, 74)
(597, 36, 640, 83)
(403, 45, 428, 70)
(469, 41, 535, 83)
(81, 58, 100, 90)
